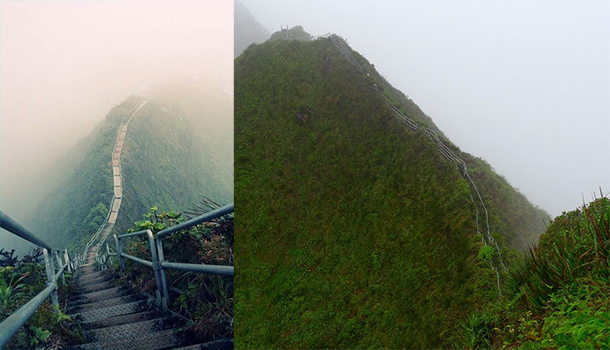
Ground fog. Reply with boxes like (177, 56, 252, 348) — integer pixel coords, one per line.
(1, 0, 233, 254)
(242, 0, 609, 218)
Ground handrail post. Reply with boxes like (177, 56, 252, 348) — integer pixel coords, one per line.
(64, 249, 72, 273)
(146, 230, 165, 309)
(105, 240, 112, 268)
(54, 251, 65, 285)
(42, 248, 59, 313)
(155, 236, 169, 310)
(114, 234, 126, 274)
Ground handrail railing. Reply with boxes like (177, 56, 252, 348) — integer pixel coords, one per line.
(0, 211, 75, 349)
(327, 34, 505, 295)
(97, 203, 234, 309)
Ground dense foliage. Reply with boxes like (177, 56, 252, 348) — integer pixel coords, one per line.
(463, 197, 609, 349)
(234, 37, 548, 348)
(111, 205, 234, 343)
(0, 249, 85, 349)
(29, 96, 232, 256)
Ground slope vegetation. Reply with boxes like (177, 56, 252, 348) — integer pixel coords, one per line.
(235, 36, 548, 348)
(466, 197, 609, 349)
(30, 95, 232, 253)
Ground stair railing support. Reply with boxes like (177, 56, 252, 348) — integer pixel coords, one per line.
(54, 251, 65, 285)
(143, 230, 165, 309)
(42, 248, 59, 313)
(64, 249, 72, 273)
(155, 236, 170, 310)
(105, 240, 112, 269)
(114, 234, 126, 275)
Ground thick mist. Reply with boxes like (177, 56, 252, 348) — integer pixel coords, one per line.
(242, 0, 610, 218)
(0, 0, 233, 255)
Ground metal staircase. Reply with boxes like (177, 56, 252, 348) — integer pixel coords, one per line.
(66, 247, 232, 350)
(0, 97, 235, 349)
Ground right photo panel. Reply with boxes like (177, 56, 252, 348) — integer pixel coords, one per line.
(234, 0, 610, 349)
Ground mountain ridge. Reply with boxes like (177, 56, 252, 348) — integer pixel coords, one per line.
(28, 94, 232, 253)
(235, 32, 549, 348)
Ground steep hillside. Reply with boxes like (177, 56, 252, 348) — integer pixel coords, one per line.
(235, 36, 548, 348)
(465, 197, 609, 349)
(29, 95, 232, 253)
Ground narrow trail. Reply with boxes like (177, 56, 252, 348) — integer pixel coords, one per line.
(83, 99, 148, 258)
(326, 34, 505, 295)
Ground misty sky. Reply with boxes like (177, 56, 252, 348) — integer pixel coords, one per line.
(242, 0, 609, 217)
(0, 0, 233, 252)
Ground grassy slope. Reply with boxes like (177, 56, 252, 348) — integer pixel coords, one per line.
(30, 97, 231, 254)
(466, 198, 609, 349)
(235, 38, 548, 348)
(116, 101, 233, 235)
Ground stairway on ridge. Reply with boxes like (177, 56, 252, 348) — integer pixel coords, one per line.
(67, 247, 233, 350)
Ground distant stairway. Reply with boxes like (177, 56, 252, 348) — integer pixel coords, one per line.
(67, 247, 232, 350)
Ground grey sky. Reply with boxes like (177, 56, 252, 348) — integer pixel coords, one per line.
(242, 0, 610, 217)
(1, 0, 233, 253)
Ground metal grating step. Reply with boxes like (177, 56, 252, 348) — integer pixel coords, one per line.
(170, 339, 234, 350)
(68, 293, 147, 314)
(69, 286, 131, 306)
(71, 299, 152, 323)
(76, 270, 113, 281)
(71, 283, 125, 298)
(75, 328, 184, 350)
(75, 274, 111, 286)
(73, 280, 117, 294)
(76, 270, 110, 281)
(79, 310, 164, 330)
(87, 316, 183, 342)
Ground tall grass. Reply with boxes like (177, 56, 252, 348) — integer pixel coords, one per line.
(510, 196, 609, 309)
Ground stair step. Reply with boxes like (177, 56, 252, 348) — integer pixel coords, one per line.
(69, 286, 131, 305)
(71, 299, 152, 323)
(73, 280, 117, 294)
(72, 283, 125, 298)
(76, 270, 111, 282)
(75, 328, 183, 350)
(75, 274, 110, 286)
(68, 293, 147, 313)
(79, 310, 164, 330)
(171, 339, 234, 350)
(88, 316, 183, 342)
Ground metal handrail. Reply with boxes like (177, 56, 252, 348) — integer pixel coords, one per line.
(328, 34, 505, 295)
(0, 211, 75, 349)
(98, 203, 234, 309)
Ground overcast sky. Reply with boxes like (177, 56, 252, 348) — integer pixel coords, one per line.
(242, 0, 609, 217)
(0, 0, 233, 252)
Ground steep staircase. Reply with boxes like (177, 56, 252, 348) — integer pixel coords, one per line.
(67, 247, 232, 350)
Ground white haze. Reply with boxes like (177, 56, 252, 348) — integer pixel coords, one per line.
(242, 0, 609, 218)
(0, 0, 233, 254)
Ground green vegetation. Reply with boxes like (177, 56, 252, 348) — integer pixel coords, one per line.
(30, 96, 232, 255)
(112, 204, 234, 342)
(0, 249, 86, 349)
(462, 197, 609, 349)
(235, 37, 548, 348)
(30, 97, 137, 252)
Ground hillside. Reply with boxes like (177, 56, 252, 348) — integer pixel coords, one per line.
(29, 95, 232, 253)
(466, 197, 609, 348)
(234, 35, 549, 348)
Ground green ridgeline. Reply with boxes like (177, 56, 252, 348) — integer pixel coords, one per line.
(29, 96, 232, 255)
(235, 37, 548, 348)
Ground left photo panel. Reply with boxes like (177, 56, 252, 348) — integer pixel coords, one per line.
(0, 1, 234, 349)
